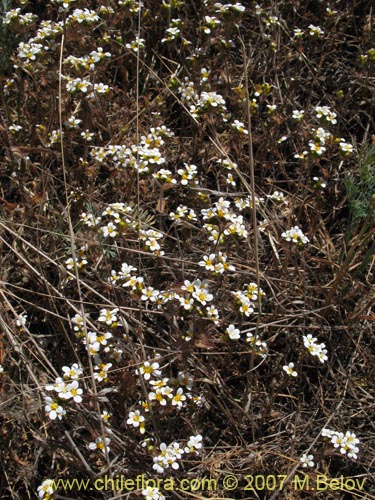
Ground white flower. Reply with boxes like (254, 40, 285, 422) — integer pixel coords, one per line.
(314, 127, 331, 144)
(142, 486, 165, 500)
(331, 432, 345, 448)
(81, 130, 94, 141)
(344, 431, 360, 448)
(88, 436, 111, 454)
(149, 377, 169, 389)
(101, 410, 111, 423)
(98, 308, 118, 325)
(308, 24, 324, 37)
(313, 176, 327, 189)
(303, 334, 318, 349)
(321, 428, 335, 438)
(9, 124, 22, 134)
(62, 363, 83, 380)
(315, 105, 336, 124)
(270, 191, 287, 204)
(94, 363, 112, 381)
(226, 324, 241, 340)
(177, 163, 198, 185)
(138, 361, 161, 380)
(141, 287, 160, 302)
(178, 296, 194, 311)
(278, 135, 288, 143)
(66, 380, 83, 402)
(120, 262, 137, 277)
(3, 8, 21, 25)
(309, 141, 326, 155)
(339, 141, 354, 155)
(66, 77, 92, 93)
(149, 388, 170, 406)
(293, 28, 304, 38)
(67, 116, 82, 128)
(231, 119, 248, 134)
(199, 91, 226, 109)
(96, 331, 113, 346)
(45, 397, 66, 420)
(94, 82, 110, 94)
(300, 453, 314, 467)
(16, 313, 27, 328)
(283, 362, 297, 377)
(192, 286, 213, 305)
(127, 410, 145, 427)
(17, 41, 43, 61)
(126, 36, 145, 52)
(185, 434, 203, 454)
(171, 388, 186, 408)
(199, 254, 216, 271)
(80, 212, 101, 227)
(238, 297, 254, 317)
(347, 446, 359, 459)
(101, 222, 118, 238)
(37, 479, 56, 499)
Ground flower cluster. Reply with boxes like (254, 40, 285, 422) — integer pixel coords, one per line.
(44, 363, 84, 420)
(16, 41, 44, 65)
(322, 429, 360, 459)
(181, 279, 214, 307)
(71, 310, 122, 373)
(291, 103, 354, 159)
(152, 435, 203, 474)
(80, 200, 166, 255)
(315, 105, 337, 125)
(170, 205, 198, 221)
(65, 246, 88, 274)
(214, 2, 245, 14)
(64, 47, 111, 71)
(303, 334, 328, 363)
(161, 19, 182, 44)
(68, 8, 100, 24)
(232, 282, 265, 318)
(199, 252, 236, 274)
(191, 91, 228, 120)
(243, 330, 269, 357)
(127, 360, 197, 434)
(281, 226, 309, 246)
(202, 197, 249, 242)
(90, 126, 174, 175)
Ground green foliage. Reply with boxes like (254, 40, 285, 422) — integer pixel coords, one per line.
(345, 144, 375, 237)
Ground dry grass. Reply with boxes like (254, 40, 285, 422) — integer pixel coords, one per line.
(0, 0, 374, 499)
